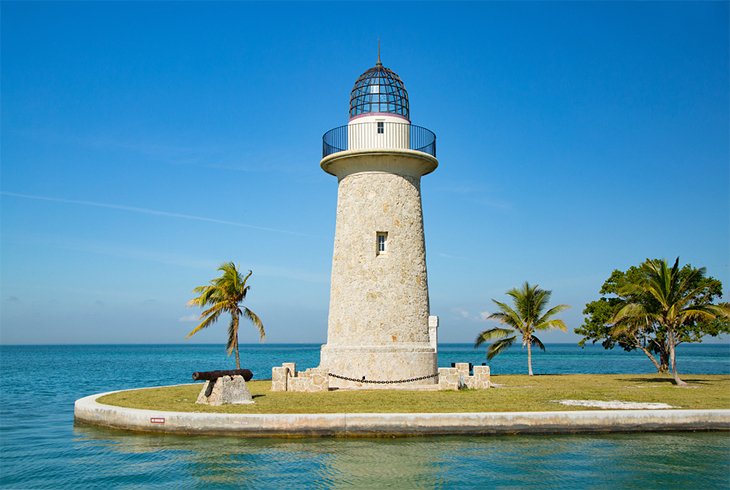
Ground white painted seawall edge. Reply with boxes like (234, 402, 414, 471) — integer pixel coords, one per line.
(74, 389, 730, 437)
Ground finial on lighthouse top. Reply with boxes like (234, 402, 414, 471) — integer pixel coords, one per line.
(377, 39, 382, 66)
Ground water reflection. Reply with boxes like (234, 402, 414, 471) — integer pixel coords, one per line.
(74, 425, 730, 488)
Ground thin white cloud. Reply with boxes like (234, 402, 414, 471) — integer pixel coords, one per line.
(451, 307, 494, 323)
(452, 307, 471, 319)
(179, 314, 199, 323)
(0, 191, 309, 236)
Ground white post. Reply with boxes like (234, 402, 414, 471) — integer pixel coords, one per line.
(429, 315, 439, 350)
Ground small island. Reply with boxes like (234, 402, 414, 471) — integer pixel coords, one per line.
(97, 374, 730, 415)
(75, 373, 730, 436)
(74, 53, 730, 438)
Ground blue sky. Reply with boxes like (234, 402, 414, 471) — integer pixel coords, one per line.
(1, 1, 728, 345)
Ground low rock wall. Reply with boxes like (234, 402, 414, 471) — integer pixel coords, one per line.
(273, 362, 490, 392)
(438, 363, 490, 390)
(271, 363, 329, 393)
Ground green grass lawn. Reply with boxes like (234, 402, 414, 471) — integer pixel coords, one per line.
(97, 374, 730, 414)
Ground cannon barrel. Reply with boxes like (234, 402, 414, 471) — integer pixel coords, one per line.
(192, 369, 253, 382)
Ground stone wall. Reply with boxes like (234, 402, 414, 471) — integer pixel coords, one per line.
(271, 367, 289, 392)
(273, 361, 490, 392)
(271, 363, 329, 393)
(438, 364, 490, 391)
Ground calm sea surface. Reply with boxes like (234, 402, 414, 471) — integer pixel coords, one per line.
(1, 343, 728, 488)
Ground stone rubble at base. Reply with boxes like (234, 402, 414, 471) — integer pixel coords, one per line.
(271, 362, 490, 392)
(196, 375, 254, 405)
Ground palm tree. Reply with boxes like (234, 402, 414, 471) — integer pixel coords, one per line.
(475, 282, 569, 376)
(613, 258, 730, 386)
(186, 262, 265, 369)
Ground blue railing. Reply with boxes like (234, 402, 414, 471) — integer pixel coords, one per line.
(322, 122, 436, 158)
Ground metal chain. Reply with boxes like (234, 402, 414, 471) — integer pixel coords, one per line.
(327, 372, 439, 384)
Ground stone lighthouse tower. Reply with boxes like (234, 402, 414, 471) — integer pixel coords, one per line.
(319, 53, 439, 388)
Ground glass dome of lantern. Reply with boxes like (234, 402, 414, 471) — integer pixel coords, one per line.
(349, 55, 410, 121)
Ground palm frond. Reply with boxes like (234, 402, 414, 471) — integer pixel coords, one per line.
(612, 302, 648, 324)
(707, 303, 730, 319)
(531, 335, 546, 351)
(186, 309, 223, 338)
(537, 318, 568, 332)
(200, 301, 228, 319)
(487, 336, 516, 360)
(535, 303, 570, 326)
(488, 300, 524, 330)
(474, 327, 514, 347)
(509, 282, 550, 324)
(243, 307, 266, 340)
(187, 285, 213, 306)
(617, 281, 645, 298)
(240, 270, 253, 298)
(679, 305, 726, 323)
(610, 321, 638, 336)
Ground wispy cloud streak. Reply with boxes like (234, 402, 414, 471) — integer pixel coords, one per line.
(1, 191, 308, 236)
(450, 307, 492, 323)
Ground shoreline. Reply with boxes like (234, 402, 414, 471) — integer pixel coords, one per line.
(75, 389, 730, 437)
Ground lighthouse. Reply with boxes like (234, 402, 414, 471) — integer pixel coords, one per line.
(318, 52, 439, 388)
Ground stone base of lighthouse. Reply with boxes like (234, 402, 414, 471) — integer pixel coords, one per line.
(320, 343, 438, 389)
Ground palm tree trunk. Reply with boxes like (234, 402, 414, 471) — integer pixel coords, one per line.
(527, 341, 533, 376)
(668, 330, 686, 386)
(234, 333, 241, 370)
(233, 316, 241, 370)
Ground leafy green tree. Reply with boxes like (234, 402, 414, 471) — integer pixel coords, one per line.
(578, 267, 671, 373)
(475, 282, 569, 375)
(576, 258, 730, 385)
(186, 262, 265, 369)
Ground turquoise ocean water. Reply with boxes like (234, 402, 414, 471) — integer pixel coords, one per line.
(0, 343, 728, 488)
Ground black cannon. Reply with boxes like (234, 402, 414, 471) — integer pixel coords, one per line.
(192, 369, 254, 397)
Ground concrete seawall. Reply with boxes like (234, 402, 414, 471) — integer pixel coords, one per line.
(75, 390, 730, 437)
